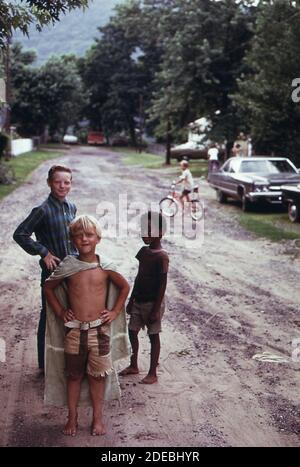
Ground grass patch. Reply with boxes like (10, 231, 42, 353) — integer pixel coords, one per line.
(0, 150, 64, 200)
(239, 211, 300, 241)
(116, 149, 165, 168)
(40, 143, 68, 150)
(116, 148, 209, 176)
(186, 160, 208, 178)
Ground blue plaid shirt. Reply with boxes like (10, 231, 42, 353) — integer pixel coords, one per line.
(13, 193, 77, 260)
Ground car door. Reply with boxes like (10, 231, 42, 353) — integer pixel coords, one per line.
(217, 160, 237, 195)
(210, 159, 230, 189)
(225, 159, 241, 196)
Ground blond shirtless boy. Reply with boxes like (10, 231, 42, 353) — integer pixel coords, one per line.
(44, 215, 129, 436)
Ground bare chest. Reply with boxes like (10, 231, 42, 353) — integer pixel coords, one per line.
(68, 268, 108, 293)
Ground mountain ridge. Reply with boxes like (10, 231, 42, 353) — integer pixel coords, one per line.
(13, 0, 124, 64)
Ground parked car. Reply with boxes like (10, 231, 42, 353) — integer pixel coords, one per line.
(87, 131, 105, 145)
(170, 141, 208, 160)
(281, 184, 300, 222)
(208, 156, 300, 211)
(110, 134, 129, 146)
(170, 140, 226, 161)
(63, 134, 78, 144)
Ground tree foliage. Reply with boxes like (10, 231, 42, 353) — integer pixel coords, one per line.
(0, 0, 88, 48)
(148, 0, 255, 143)
(7, 0, 300, 161)
(11, 44, 84, 137)
(80, 0, 255, 145)
(233, 0, 300, 162)
(80, 0, 163, 143)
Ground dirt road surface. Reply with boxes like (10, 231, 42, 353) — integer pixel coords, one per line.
(0, 147, 299, 447)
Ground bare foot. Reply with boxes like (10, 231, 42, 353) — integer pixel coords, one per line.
(119, 366, 139, 376)
(63, 416, 78, 436)
(91, 420, 106, 436)
(140, 374, 157, 384)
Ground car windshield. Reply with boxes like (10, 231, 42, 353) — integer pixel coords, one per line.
(240, 160, 296, 174)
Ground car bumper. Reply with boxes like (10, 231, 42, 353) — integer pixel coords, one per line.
(248, 191, 282, 204)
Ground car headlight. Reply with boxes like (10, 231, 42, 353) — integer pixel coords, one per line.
(254, 185, 269, 192)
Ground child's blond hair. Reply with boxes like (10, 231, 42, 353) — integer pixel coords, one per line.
(69, 215, 102, 239)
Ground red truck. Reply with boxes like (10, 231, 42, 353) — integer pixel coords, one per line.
(87, 131, 105, 145)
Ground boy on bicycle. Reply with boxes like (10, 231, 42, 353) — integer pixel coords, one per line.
(175, 160, 194, 207)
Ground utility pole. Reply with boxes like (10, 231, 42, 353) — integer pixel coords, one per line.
(4, 36, 11, 134)
(165, 118, 171, 165)
(4, 35, 12, 158)
(138, 94, 144, 153)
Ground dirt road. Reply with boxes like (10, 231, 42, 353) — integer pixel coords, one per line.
(0, 146, 299, 447)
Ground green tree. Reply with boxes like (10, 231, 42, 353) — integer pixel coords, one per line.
(40, 55, 85, 137)
(81, 0, 254, 153)
(81, 1, 159, 144)
(149, 0, 255, 146)
(9, 43, 43, 135)
(11, 45, 84, 138)
(234, 0, 300, 163)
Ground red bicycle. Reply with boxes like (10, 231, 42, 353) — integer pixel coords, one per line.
(159, 182, 204, 221)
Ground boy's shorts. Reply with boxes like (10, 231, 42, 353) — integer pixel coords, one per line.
(181, 189, 191, 197)
(64, 323, 113, 379)
(128, 300, 165, 335)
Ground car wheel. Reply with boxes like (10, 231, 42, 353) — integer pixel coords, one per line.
(216, 189, 227, 204)
(241, 193, 251, 212)
(288, 203, 300, 222)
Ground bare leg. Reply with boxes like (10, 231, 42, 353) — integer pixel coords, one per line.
(180, 195, 190, 211)
(179, 194, 185, 209)
(119, 330, 139, 376)
(88, 374, 106, 435)
(63, 376, 82, 436)
(141, 333, 160, 384)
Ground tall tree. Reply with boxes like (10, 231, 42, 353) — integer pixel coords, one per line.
(81, 0, 254, 149)
(11, 45, 84, 137)
(149, 0, 255, 144)
(9, 43, 43, 135)
(234, 0, 300, 163)
(80, 0, 163, 144)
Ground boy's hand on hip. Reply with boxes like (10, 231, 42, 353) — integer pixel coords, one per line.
(62, 308, 75, 323)
(101, 309, 117, 324)
(43, 252, 60, 271)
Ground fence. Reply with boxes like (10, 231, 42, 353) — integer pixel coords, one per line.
(11, 138, 33, 156)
